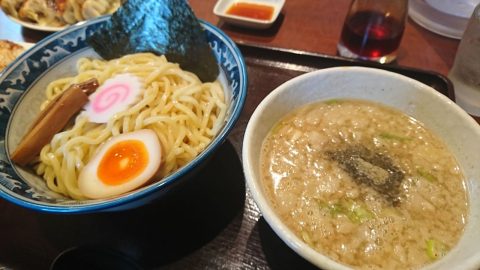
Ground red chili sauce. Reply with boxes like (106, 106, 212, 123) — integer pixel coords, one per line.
(226, 2, 274, 21)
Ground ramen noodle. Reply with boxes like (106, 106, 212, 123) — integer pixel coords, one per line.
(260, 99, 468, 269)
(33, 53, 226, 199)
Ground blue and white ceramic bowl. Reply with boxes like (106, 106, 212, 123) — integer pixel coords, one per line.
(0, 16, 247, 213)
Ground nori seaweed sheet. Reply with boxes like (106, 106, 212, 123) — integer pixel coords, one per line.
(87, 0, 219, 82)
(327, 146, 404, 206)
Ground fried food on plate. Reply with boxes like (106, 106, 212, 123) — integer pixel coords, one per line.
(0, 39, 25, 71)
(0, 0, 122, 27)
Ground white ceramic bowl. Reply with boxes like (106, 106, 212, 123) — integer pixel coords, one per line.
(5, 14, 65, 32)
(242, 66, 480, 270)
(213, 0, 285, 29)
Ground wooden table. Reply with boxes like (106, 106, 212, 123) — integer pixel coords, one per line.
(0, 0, 460, 76)
(190, 0, 460, 77)
(0, 2, 476, 270)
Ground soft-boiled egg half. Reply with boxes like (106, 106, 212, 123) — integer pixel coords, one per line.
(78, 129, 162, 199)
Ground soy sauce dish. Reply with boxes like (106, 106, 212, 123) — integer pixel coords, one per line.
(242, 67, 480, 270)
(213, 0, 285, 29)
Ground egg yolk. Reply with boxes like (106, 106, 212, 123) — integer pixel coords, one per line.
(97, 140, 149, 185)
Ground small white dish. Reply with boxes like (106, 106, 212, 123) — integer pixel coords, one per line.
(6, 14, 65, 32)
(409, 0, 480, 39)
(213, 0, 285, 29)
(18, 41, 35, 50)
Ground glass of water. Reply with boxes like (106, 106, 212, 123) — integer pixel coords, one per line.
(448, 3, 480, 123)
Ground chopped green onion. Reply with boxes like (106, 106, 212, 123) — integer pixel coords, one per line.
(417, 168, 438, 183)
(349, 206, 375, 223)
(302, 231, 313, 246)
(324, 199, 374, 224)
(426, 239, 449, 260)
(271, 122, 284, 134)
(329, 203, 348, 217)
(324, 99, 342, 105)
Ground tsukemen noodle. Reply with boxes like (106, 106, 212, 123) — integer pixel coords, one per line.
(13, 53, 226, 200)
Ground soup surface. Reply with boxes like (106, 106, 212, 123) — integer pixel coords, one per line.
(260, 99, 468, 269)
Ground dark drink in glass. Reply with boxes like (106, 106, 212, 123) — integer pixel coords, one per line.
(337, 0, 407, 63)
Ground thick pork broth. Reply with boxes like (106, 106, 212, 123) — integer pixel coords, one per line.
(260, 99, 468, 269)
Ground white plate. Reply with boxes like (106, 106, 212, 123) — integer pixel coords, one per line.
(213, 0, 285, 29)
(409, 0, 480, 39)
(0, 41, 35, 74)
(6, 14, 66, 32)
(18, 41, 35, 50)
(425, 0, 479, 18)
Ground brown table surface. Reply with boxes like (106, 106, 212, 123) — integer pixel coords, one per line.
(0, 1, 476, 269)
(0, 0, 459, 76)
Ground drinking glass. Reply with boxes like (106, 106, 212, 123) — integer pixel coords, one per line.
(448, 4, 480, 123)
(337, 0, 408, 63)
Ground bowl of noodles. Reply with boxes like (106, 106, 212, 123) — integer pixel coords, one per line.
(0, 16, 247, 213)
